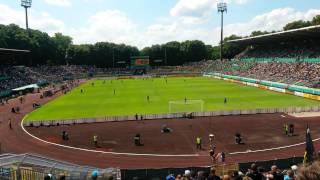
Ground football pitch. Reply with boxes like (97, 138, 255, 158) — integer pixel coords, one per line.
(24, 77, 319, 122)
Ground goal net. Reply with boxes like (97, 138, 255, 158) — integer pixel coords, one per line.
(168, 100, 204, 113)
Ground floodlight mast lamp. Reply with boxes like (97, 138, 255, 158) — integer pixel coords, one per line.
(217, 2, 227, 61)
(21, 0, 32, 31)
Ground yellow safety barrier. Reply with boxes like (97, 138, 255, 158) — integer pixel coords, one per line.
(20, 168, 45, 180)
(212, 163, 239, 176)
(304, 93, 320, 101)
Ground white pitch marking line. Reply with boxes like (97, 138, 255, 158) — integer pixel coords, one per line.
(21, 118, 199, 157)
(21, 116, 320, 157)
(229, 138, 320, 155)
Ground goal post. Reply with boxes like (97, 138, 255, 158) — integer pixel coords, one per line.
(168, 100, 204, 113)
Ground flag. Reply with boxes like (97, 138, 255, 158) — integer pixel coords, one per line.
(303, 126, 315, 164)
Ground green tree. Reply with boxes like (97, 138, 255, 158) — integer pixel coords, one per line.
(283, 20, 311, 31)
(180, 40, 206, 63)
(52, 33, 73, 65)
(222, 35, 246, 59)
(311, 15, 320, 25)
(250, 31, 269, 37)
(165, 41, 182, 65)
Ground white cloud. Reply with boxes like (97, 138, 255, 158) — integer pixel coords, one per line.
(0, 4, 25, 26)
(144, 8, 320, 47)
(170, 0, 249, 23)
(144, 22, 212, 47)
(1, 2, 320, 49)
(0, 4, 65, 35)
(44, 0, 72, 7)
(69, 10, 140, 46)
(231, 0, 249, 5)
(222, 8, 320, 38)
(32, 12, 65, 35)
(170, 0, 217, 18)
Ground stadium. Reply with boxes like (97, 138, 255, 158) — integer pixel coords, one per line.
(1, 0, 320, 180)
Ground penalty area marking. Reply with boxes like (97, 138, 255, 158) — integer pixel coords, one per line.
(20, 117, 199, 157)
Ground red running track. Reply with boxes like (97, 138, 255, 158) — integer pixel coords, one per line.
(0, 91, 320, 169)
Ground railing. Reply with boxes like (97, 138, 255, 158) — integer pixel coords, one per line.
(24, 106, 320, 127)
(0, 153, 120, 180)
(240, 57, 320, 63)
(120, 156, 303, 180)
(205, 73, 320, 97)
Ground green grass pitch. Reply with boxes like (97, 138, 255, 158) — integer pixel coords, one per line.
(24, 77, 319, 122)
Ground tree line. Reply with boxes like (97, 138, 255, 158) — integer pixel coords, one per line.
(0, 15, 319, 67)
(244, 15, 320, 37)
(0, 24, 243, 67)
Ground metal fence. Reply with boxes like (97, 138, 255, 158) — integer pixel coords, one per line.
(24, 106, 320, 127)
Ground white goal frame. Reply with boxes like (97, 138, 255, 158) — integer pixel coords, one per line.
(168, 99, 204, 113)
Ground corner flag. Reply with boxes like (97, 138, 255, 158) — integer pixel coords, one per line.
(303, 126, 315, 164)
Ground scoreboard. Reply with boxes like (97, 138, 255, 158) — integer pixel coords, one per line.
(134, 58, 149, 66)
(130, 56, 150, 70)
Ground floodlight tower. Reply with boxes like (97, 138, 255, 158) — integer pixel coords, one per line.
(112, 48, 115, 68)
(164, 46, 167, 65)
(21, 0, 32, 30)
(217, 2, 227, 61)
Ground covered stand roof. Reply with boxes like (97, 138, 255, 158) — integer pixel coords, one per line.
(227, 25, 320, 45)
(0, 48, 30, 53)
(12, 84, 39, 91)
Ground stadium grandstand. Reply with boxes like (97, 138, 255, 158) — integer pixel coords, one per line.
(203, 25, 320, 88)
(1, 0, 320, 179)
(0, 153, 120, 179)
(229, 25, 320, 61)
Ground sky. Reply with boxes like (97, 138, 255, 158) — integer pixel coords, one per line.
(0, 0, 320, 49)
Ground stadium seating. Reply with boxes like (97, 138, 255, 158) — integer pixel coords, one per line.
(0, 153, 120, 179)
(204, 60, 320, 88)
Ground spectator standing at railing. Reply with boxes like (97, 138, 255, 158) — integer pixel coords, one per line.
(284, 170, 295, 180)
(246, 163, 263, 180)
(270, 165, 284, 180)
(91, 170, 98, 180)
(296, 161, 320, 180)
(207, 167, 221, 180)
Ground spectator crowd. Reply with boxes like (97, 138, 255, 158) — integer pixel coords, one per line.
(241, 43, 320, 59)
(204, 60, 320, 88)
(163, 161, 320, 180)
(0, 65, 101, 92)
